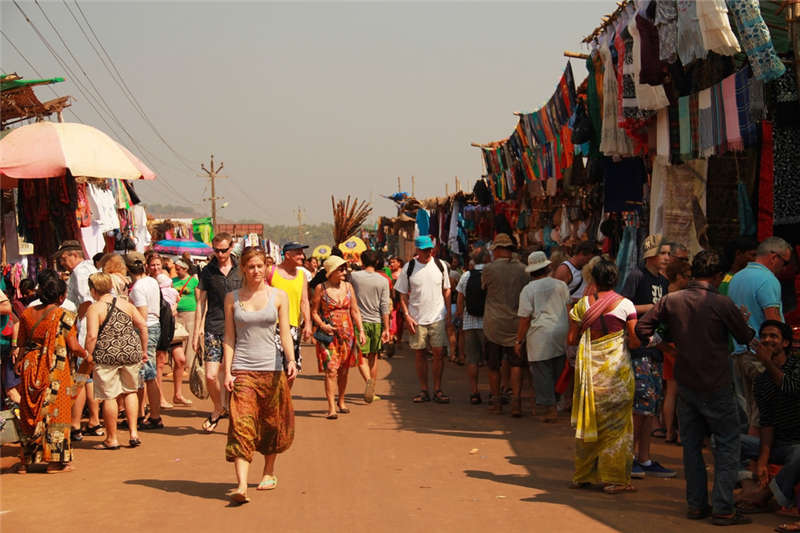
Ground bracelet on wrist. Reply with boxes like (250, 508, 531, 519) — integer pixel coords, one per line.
(11, 340, 17, 346)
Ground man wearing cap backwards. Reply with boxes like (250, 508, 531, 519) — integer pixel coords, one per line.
(268, 242, 313, 389)
(54, 240, 103, 440)
(515, 251, 571, 422)
(194, 232, 241, 432)
(620, 233, 675, 479)
(481, 233, 530, 416)
(395, 236, 452, 403)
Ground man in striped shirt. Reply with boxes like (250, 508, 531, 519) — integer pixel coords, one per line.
(735, 321, 799, 515)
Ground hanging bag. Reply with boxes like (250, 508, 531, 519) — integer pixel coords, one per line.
(189, 344, 209, 400)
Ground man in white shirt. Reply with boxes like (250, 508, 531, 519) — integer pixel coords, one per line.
(54, 240, 102, 440)
(395, 236, 451, 404)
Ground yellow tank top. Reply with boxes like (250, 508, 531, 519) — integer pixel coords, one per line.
(269, 267, 304, 327)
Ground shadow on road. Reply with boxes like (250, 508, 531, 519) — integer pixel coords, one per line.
(124, 478, 232, 502)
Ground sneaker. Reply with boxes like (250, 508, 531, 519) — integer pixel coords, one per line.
(640, 461, 677, 478)
(631, 461, 645, 479)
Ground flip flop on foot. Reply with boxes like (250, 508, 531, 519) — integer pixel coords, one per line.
(46, 464, 76, 474)
(82, 424, 105, 437)
(257, 476, 278, 491)
(230, 491, 250, 504)
(776, 521, 800, 533)
(202, 413, 222, 432)
(173, 397, 193, 406)
(337, 406, 350, 414)
(128, 438, 142, 448)
(326, 413, 338, 420)
(93, 442, 121, 450)
(650, 428, 667, 439)
(603, 484, 637, 494)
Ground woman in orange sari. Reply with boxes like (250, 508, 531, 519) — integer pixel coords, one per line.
(15, 278, 85, 474)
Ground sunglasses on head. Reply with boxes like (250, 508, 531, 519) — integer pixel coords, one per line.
(243, 246, 265, 253)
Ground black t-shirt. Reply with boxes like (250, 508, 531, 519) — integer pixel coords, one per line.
(197, 256, 242, 335)
(621, 266, 669, 361)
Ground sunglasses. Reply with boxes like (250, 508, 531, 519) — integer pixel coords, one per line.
(213, 245, 232, 254)
(772, 251, 790, 267)
(243, 246, 265, 253)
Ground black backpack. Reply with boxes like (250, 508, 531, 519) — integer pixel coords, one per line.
(156, 290, 175, 351)
(406, 257, 445, 279)
(464, 269, 486, 317)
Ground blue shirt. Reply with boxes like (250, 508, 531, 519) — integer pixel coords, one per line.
(728, 262, 783, 354)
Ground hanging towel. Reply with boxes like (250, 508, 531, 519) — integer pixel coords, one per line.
(722, 74, 742, 151)
(678, 96, 692, 158)
(735, 69, 758, 147)
(726, 0, 786, 82)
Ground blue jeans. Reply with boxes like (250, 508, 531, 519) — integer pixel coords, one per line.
(740, 435, 800, 508)
(677, 384, 741, 515)
(530, 355, 565, 406)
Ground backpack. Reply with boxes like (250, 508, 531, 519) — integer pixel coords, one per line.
(406, 257, 445, 280)
(464, 269, 487, 317)
(156, 290, 175, 351)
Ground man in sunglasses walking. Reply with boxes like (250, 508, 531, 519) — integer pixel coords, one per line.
(193, 232, 241, 432)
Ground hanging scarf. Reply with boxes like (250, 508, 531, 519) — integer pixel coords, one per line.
(722, 73, 742, 151)
(726, 0, 786, 82)
(711, 81, 727, 152)
(698, 88, 715, 157)
(678, 96, 692, 158)
(737, 180, 756, 236)
(735, 69, 758, 147)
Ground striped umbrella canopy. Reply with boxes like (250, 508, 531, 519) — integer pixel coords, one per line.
(153, 239, 214, 257)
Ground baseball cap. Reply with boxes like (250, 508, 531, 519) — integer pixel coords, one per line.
(642, 234, 665, 259)
(53, 240, 83, 259)
(414, 236, 434, 250)
(282, 241, 309, 253)
(124, 251, 147, 268)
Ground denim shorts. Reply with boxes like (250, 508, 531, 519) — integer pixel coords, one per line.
(139, 324, 160, 384)
(204, 332, 224, 363)
(633, 356, 662, 416)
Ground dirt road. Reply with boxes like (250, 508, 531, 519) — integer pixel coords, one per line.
(0, 345, 790, 532)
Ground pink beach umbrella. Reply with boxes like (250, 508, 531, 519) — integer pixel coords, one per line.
(0, 121, 156, 188)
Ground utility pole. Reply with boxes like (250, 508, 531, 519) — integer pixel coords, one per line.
(198, 155, 228, 231)
(294, 206, 305, 242)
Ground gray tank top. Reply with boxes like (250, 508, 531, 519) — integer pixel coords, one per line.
(231, 288, 281, 372)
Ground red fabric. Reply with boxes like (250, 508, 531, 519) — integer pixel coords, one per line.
(758, 121, 774, 241)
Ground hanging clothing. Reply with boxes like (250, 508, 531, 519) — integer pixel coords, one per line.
(630, 14, 670, 110)
(676, 0, 708, 65)
(602, 157, 645, 213)
(599, 38, 635, 156)
(726, 0, 786, 82)
(696, 0, 741, 56)
(663, 160, 708, 257)
(773, 126, 800, 226)
(655, 0, 679, 64)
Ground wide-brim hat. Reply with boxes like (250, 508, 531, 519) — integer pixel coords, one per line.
(488, 233, 515, 251)
(323, 256, 347, 278)
(53, 240, 83, 259)
(525, 251, 552, 273)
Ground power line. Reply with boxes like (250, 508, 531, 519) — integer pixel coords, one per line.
(67, 0, 200, 169)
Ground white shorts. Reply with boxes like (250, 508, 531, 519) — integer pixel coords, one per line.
(93, 362, 142, 400)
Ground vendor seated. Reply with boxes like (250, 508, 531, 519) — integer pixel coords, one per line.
(736, 320, 800, 515)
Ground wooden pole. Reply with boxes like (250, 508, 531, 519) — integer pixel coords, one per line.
(198, 155, 228, 231)
(564, 51, 590, 59)
(412, 176, 415, 198)
(397, 177, 401, 193)
(446, 183, 449, 196)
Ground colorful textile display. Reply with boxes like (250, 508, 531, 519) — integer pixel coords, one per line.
(726, 0, 786, 82)
(696, 0, 741, 56)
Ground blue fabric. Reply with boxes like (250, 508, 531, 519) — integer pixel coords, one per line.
(678, 384, 741, 515)
(728, 262, 784, 354)
(737, 181, 756, 235)
(416, 210, 430, 237)
(740, 435, 800, 508)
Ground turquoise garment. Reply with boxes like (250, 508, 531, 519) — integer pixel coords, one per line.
(728, 262, 784, 354)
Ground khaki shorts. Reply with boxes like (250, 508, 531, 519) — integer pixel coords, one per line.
(93, 362, 142, 400)
(409, 320, 447, 350)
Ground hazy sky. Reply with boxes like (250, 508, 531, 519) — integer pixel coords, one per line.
(2, 1, 613, 225)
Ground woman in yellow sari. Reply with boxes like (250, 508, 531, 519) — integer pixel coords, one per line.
(15, 278, 86, 474)
(567, 260, 641, 494)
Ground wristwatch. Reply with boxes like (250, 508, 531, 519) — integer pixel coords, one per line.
(515, 339, 524, 345)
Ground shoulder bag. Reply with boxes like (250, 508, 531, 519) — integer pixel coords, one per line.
(189, 344, 210, 400)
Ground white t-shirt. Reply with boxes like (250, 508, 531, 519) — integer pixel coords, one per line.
(27, 298, 78, 313)
(394, 258, 450, 326)
(517, 277, 571, 362)
(130, 276, 161, 326)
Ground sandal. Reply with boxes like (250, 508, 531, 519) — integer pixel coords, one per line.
(70, 428, 83, 442)
(776, 522, 800, 533)
(230, 491, 250, 504)
(118, 416, 145, 430)
(711, 511, 752, 526)
(139, 417, 164, 430)
(173, 397, 193, 406)
(413, 390, 431, 403)
(46, 463, 76, 474)
(470, 393, 482, 405)
(337, 406, 350, 414)
(650, 428, 667, 439)
(128, 438, 142, 448)
(257, 476, 278, 491)
(326, 413, 338, 420)
(93, 442, 121, 450)
(686, 504, 713, 520)
(432, 390, 450, 404)
(735, 499, 772, 514)
(603, 484, 637, 494)
(202, 414, 222, 432)
(82, 424, 105, 437)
